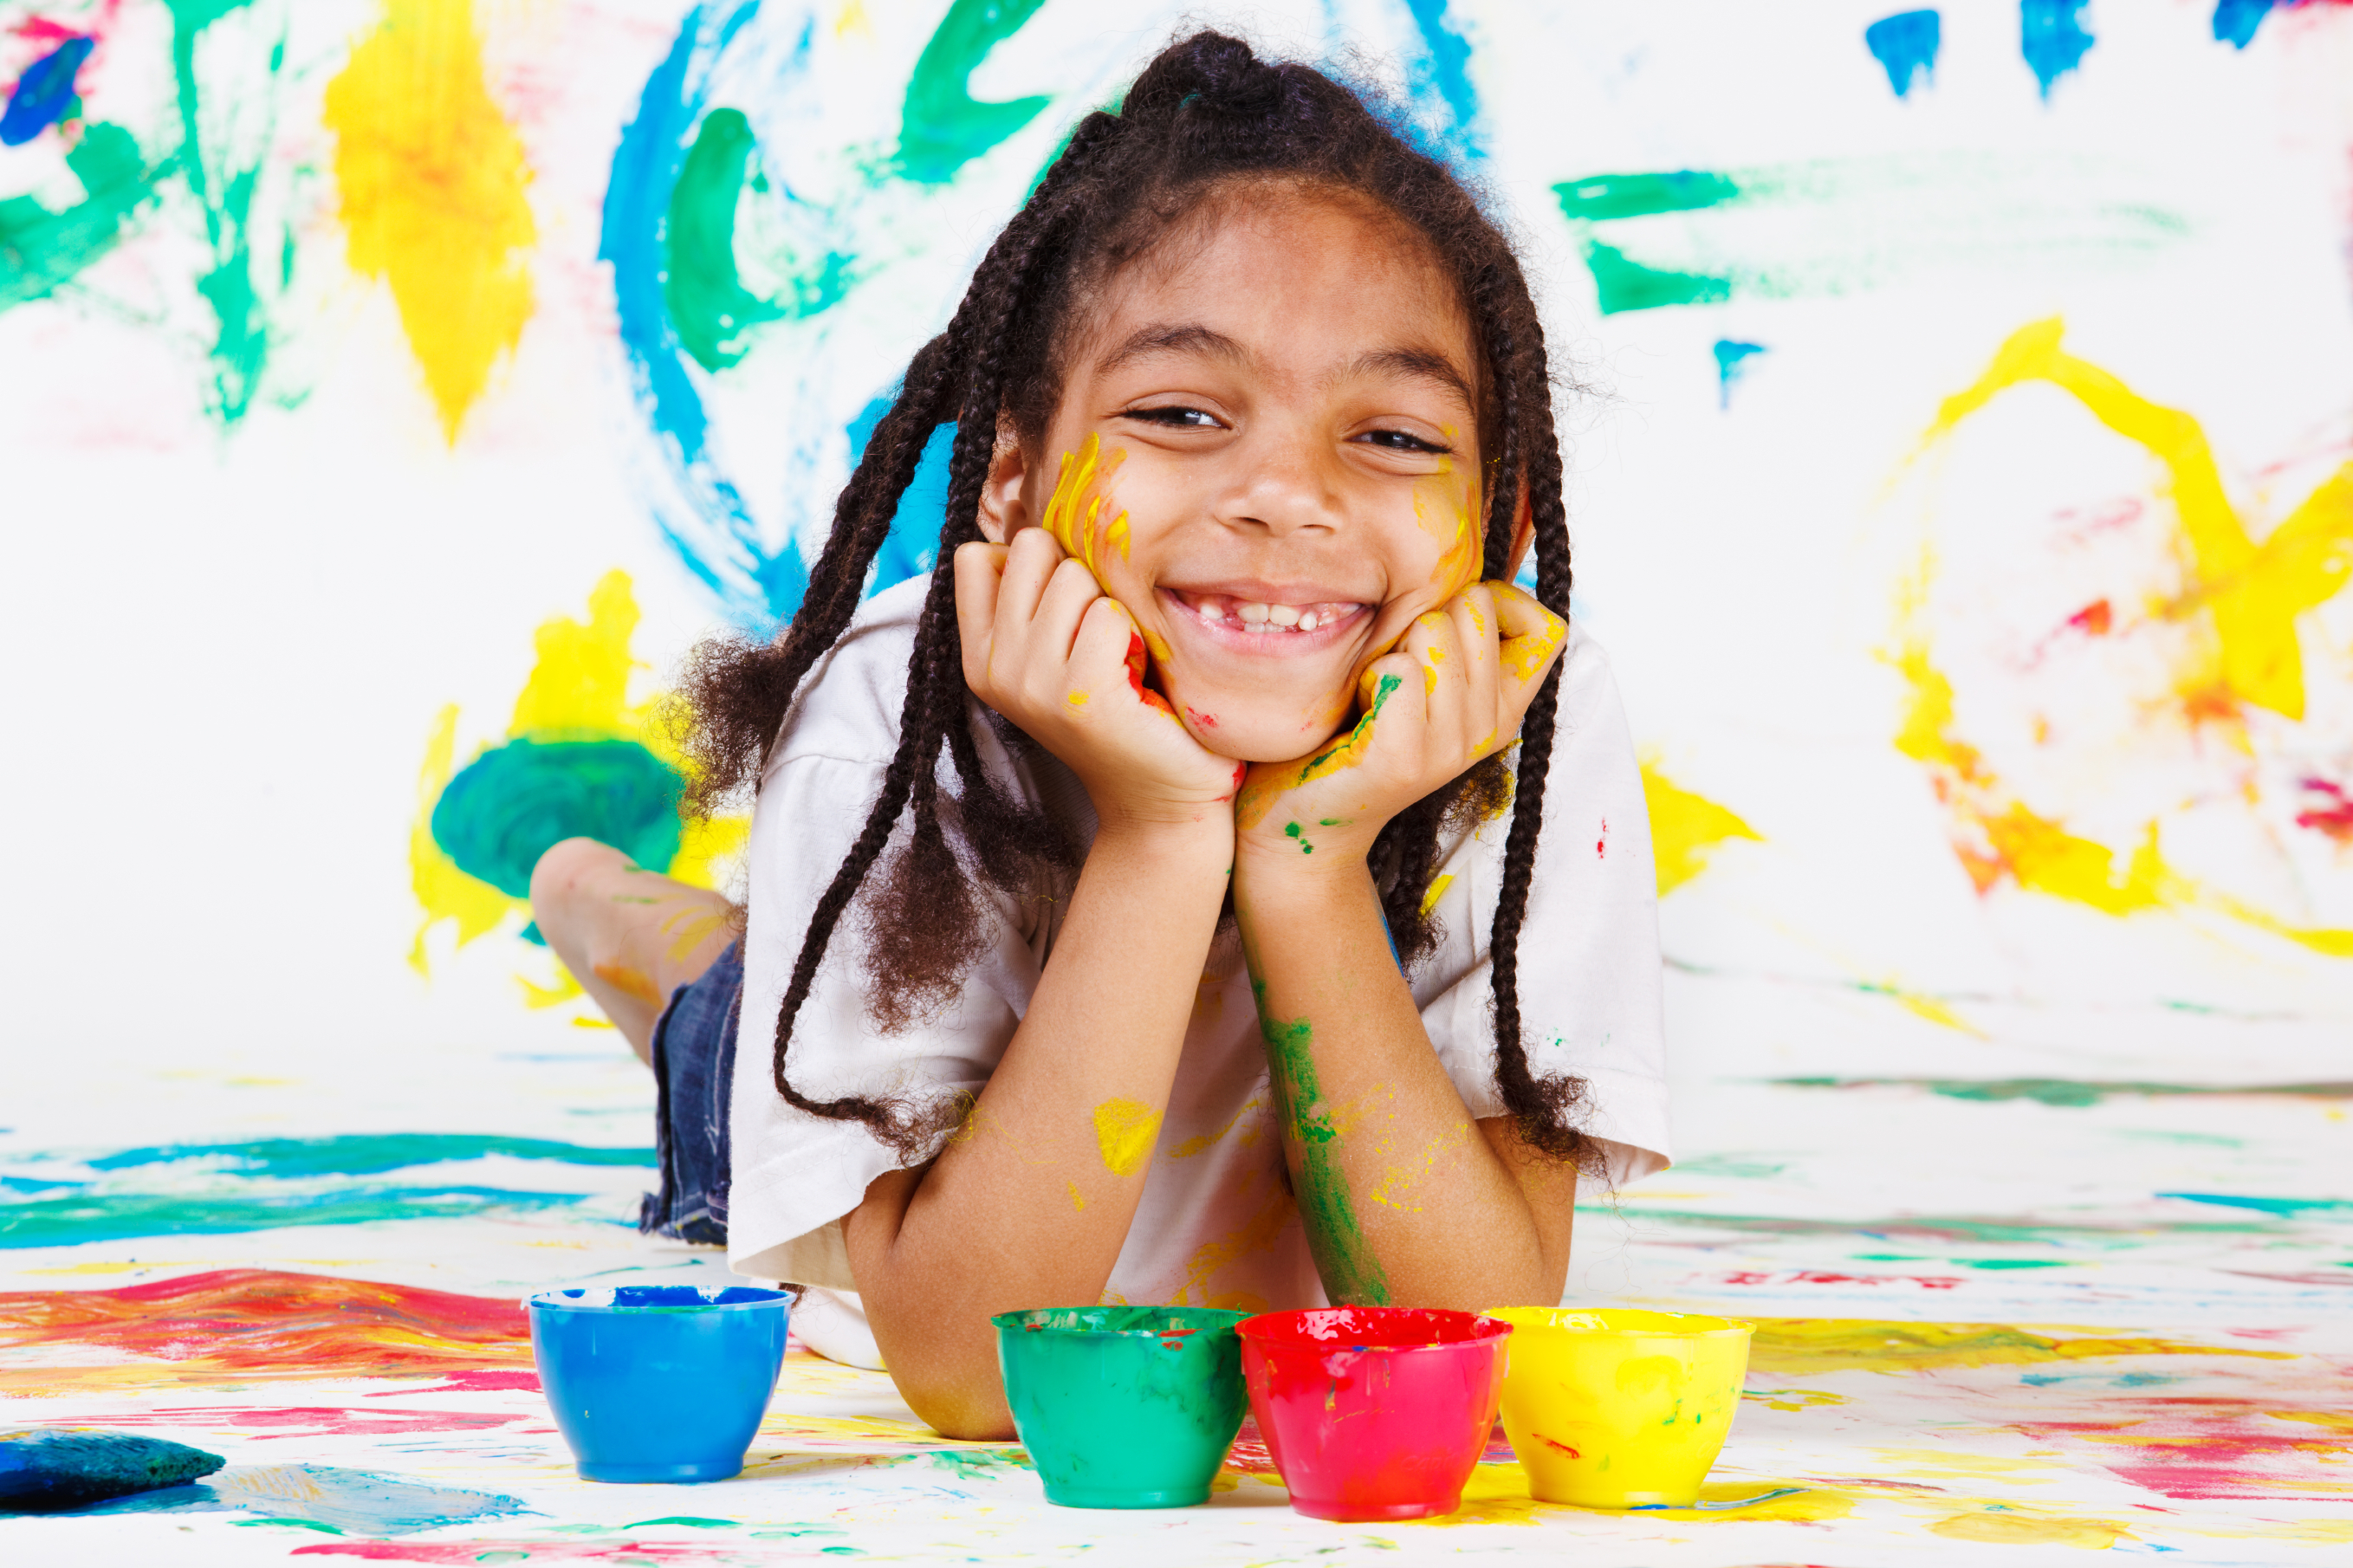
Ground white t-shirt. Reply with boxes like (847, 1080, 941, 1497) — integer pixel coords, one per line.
(728, 575, 1671, 1356)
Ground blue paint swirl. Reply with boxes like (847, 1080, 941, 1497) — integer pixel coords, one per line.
(1, 36, 93, 146)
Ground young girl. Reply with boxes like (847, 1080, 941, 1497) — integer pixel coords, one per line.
(531, 31, 1669, 1442)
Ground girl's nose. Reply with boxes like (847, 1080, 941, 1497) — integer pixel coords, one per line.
(1215, 431, 1345, 538)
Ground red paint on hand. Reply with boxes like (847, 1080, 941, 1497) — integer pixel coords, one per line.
(1125, 631, 1176, 715)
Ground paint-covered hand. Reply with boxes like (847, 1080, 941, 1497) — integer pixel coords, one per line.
(956, 532, 1245, 833)
(1234, 582, 1567, 865)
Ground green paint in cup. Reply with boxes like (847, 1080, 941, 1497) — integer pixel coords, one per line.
(991, 1305, 1249, 1509)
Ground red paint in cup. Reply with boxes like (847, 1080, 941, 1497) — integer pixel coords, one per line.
(1236, 1306, 1513, 1521)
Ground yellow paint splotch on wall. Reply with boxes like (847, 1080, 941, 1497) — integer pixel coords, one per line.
(1637, 755, 1761, 896)
(1092, 1098, 1163, 1177)
(325, 0, 537, 443)
(409, 704, 517, 973)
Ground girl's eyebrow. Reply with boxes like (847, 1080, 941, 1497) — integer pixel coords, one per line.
(1096, 321, 1247, 376)
(1336, 347, 1475, 409)
(1096, 322, 1473, 412)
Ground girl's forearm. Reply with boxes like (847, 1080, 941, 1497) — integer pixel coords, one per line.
(845, 814, 1232, 1438)
(1235, 847, 1569, 1312)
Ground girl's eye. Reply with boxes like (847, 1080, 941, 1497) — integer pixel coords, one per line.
(1356, 427, 1450, 455)
(1124, 405, 1224, 430)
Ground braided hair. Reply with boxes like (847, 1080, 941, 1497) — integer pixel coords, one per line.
(679, 31, 1592, 1168)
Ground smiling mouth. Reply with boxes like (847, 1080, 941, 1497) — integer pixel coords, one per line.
(1164, 588, 1370, 637)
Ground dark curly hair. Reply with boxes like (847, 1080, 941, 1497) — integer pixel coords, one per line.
(677, 31, 1592, 1167)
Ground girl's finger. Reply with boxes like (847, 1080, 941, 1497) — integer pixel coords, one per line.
(994, 526, 1068, 633)
(1028, 555, 1107, 671)
(1069, 593, 1145, 709)
(1403, 608, 1467, 761)
(953, 541, 1012, 688)
(1491, 580, 1570, 698)
(1448, 585, 1501, 755)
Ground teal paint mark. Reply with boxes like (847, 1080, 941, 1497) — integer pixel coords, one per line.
(84, 1134, 656, 1177)
(1555, 170, 1741, 223)
(844, 398, 955, 596)
(1607, 1206, 2279, 1247)
(1713, 340, 1766, 409)
(164, 0, 281, 422)
(1963, 1258, 2065, 1269)
(2161, 1192, 2353, 1218)
(430, 737, 684, 899)
(898, 0, 1052, 185)
(626, 1516, 741, 1529)
(0, 1187, 596, 1249)
(1251, 981, 1390, 1306)
(1552, 154, 2189, 315)
(0, 124, 168, 312)
(1864, 10, 1941, 97)
(2020, 0, 2093, 98)
(666, 108, 783, 371)
(1770, 1076, 2353, 1107)
(1673, 1155, 1788, 1179)
(1, 36, 94, 146)
(72, 1464, 524, 1535)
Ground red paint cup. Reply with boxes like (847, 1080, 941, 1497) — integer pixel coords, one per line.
(1236, 1306, 1512, 1521)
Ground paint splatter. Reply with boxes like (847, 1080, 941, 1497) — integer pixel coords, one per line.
(1251, 986, 1390, 1306)
(844, 400, 955, 597)
(1235, 675, 1401, 832)
(1, 35, 93, 146)
(75, 1463, 526, 1534)
(0, 120, 161, 312)
(1712, 339, 1765, 408)
(1090, 1098, 1162, 1177)
(324, 0, 537, 441)
(664, 107, 784, 372)
(2214, 0, 2276, 45)
(2020, 0, 2095, 98)
(0, 1185, 594, 1251)
(1770, 1076, 2353, 1106)
(898, 0, 1050, 184)
(1864, 10, 1941, 97)
(1038, 432, 1130, 584)
(1638, 756, 1760, 895)
(1746, 1319, 2292, 1377)
(1554, 156, 2188, 315)
(2298, 778, 2353, 843)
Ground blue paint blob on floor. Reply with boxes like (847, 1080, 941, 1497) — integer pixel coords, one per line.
(68, 1464, 526, 1535)
(0, 36, 94, 147)
(846, 398, 956, 599)
(2213, 0, 2274, 47)
(1864, 10, 1941, 97)
(2021, 0, 2094, 98)
(1713, 340, 1767, 409)
(430, 737, 683, 899)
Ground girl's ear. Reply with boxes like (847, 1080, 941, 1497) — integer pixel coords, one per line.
(977, 420, 1031, 545)
(1502, 479, 1536, 581)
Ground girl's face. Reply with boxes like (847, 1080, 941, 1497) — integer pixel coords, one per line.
(984, 188, 1520, 763)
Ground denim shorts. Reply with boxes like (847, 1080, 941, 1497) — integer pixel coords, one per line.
(637, 942, 742, 1246)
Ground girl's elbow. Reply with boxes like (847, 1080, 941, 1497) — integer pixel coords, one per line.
(897, 1372, 1016, 1442)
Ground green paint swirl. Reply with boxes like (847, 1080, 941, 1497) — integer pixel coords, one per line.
(1254, 983, 1390, 1306)
(898, 0, 1052, 185)
(0, 124, 164, 311)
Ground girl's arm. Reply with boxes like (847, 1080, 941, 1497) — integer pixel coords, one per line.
(841, 532, 1241, 1441)
(1234, 581, 1576, 1310)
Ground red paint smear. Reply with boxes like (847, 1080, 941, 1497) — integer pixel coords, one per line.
(1184, 704, 1217, 729)
(44, 1404, 528, 1439)
(1125, 632, 1175, 715)
(2296, 777, 2353, 844)
(370, 1368, 542, 1394)
(0, 1269, 531, 1385)
(1596, 817, 1608, 859)
(2009, 1396, 2353, 1501)
(2066, 599, 2113, 636)
(1534, 1433, 1580, 1458)
(1721, 1269, 1964, 1290)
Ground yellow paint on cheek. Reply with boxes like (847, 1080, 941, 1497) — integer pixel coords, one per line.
(1092, 1098, 1163, 1176)
(1415, 449, 1483, 598)
(1039, 433, 1131, 586)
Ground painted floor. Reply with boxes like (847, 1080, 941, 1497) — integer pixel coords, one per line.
(3, 969, 2348, 1565)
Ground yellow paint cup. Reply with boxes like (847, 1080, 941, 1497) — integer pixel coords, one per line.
(1481, 1307, 1752, 1509)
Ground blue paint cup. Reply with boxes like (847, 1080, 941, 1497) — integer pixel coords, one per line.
(528, 1285, 790, 1483)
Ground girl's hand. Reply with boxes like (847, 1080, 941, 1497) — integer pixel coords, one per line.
(956, 531, 1246, 833)
(1233, 581, 1567, 868)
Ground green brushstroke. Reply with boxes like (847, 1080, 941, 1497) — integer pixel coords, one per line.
(0, 1186, 593, 1249)
(1253, 982, 1390, 1306)
(2161, 1192, 2353, 1219)
(1551, 153, 2194, 316)
(1554, 169, 1741, 222)
(665, 108, 783, 372)
(898, 0, 1052, 185)
(0, 124, 166, 310)
(84, 1133, 655, 1177)
(1770, 1076, 2353, 1108)
(164, 0, 282, 422)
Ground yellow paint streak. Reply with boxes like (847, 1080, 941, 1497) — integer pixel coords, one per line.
(660, 904, 736, 964)
(1171, 1096, 1263, 1158)
(1638, 755, 1761, 897)
(1921, 318, 2353, 722)
(1367, 1121, 1467, 1212)
(324, 0, 536, 443)
(1092, 1098, 1162, 1176)
(592, 961, 664, 1008)
(1066, 1179, 1086, 1212)
(1429, 1467, 1856, 1528)
(1170, 1184, 1294, 1306)
(1416, 450, 1482, 599)
(668, 814, 749, 892)
(1747, 1319, 2291, 1377)
(1065, 690, 1088, 709)
(409, 704, 519, 971)
(1929, 1509, 2129, 1549)
(1745, 1386, 1850, 1411)
(1418, 873, 1455, 917)
(1038, 434, 1130, 586)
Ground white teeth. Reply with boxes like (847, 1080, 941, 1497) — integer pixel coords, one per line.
(1267, 604, 1300, 627)
(1298, 612, 1318, 632)
(1238, 602, 1270, 625)
(1182, 594, 1358, 632)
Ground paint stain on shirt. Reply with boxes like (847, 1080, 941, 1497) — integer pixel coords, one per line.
(1092, 1098, 1162, 1177)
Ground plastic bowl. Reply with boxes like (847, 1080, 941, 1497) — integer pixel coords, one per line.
(993, 1306, 1249, 1508)
(1236, 1306, 1511, 1521)
(528, 1284, 791, 1483)
(1482, 1306, 1752, 1508)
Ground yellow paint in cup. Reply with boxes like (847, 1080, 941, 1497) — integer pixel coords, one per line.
(1481, 1307, 1752, 1508)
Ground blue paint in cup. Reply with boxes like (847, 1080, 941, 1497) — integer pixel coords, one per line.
(528, 1285, 790, 1483)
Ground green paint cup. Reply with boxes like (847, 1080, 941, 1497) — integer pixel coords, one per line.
(992, 1306, 1249, 1509)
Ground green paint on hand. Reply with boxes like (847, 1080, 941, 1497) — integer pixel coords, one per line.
(1252, 983, 1390, 1306)
(0, 124, 165, 312)
(898, 0, 1052, 185)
